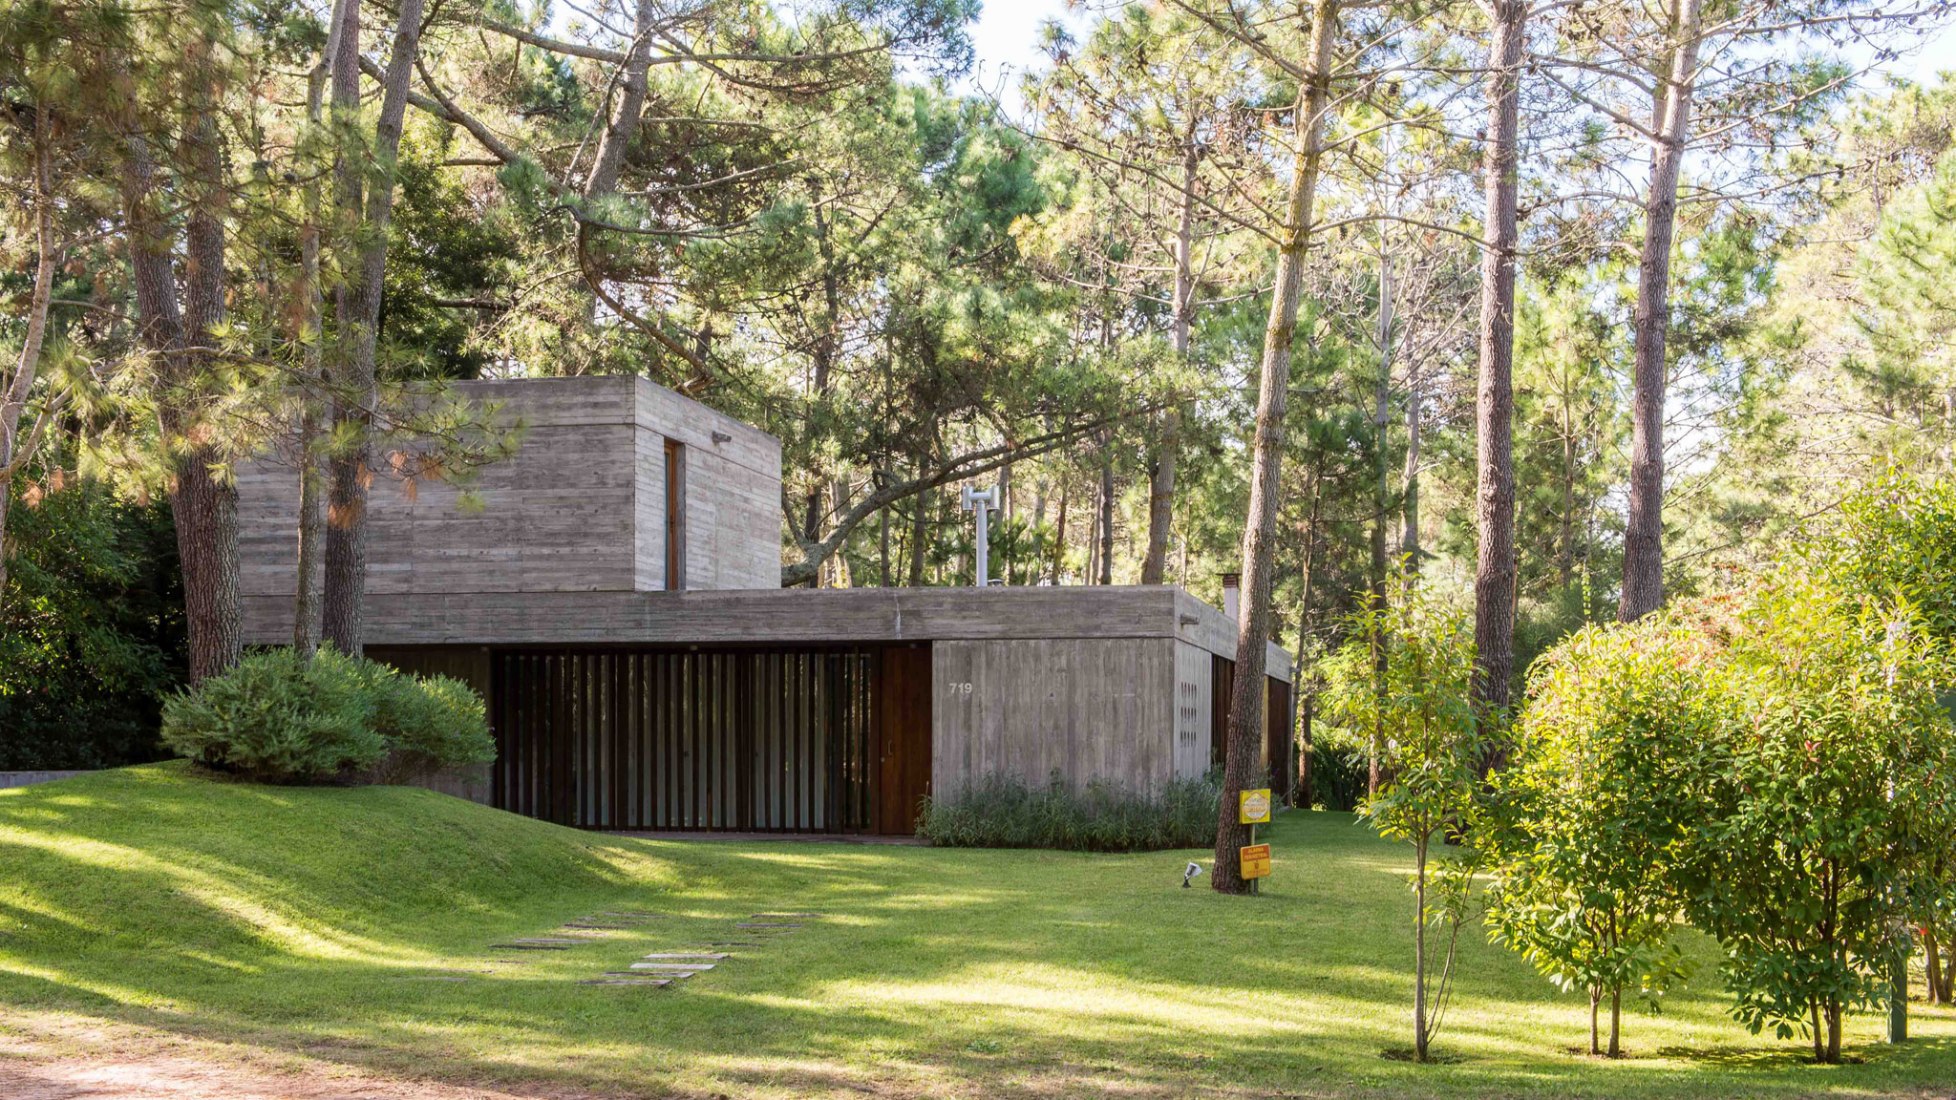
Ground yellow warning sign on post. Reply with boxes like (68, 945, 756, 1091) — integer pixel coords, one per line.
(1238, 788, 1272, 825)
(1240, 843, 1272, 879)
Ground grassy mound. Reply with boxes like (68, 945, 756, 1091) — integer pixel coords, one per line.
(0, 762, 674, 963)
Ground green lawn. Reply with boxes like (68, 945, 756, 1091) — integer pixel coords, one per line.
(1, 764, 1953, 1098)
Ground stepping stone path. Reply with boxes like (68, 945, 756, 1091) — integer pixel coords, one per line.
(576, 911, 824, 992)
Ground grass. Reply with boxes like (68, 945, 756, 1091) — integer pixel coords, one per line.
(3, 763, 1955, 1098)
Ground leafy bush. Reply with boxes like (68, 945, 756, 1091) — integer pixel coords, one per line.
(161, 648, 383, 782)
(1305, 725, 1369, 812)
(918, 770, 1222, 852)
(161, 648, 494, 785)
(363, 665, 496, 784)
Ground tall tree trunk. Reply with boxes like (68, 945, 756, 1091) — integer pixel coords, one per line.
(1096, 447, 1114, 585)
(0, 108, 60, 610)
(292, 0, 347, 657)
(322, 0, 428, 655)
(1213, 0, 1339, 895)
(1292, 472, 1323, 808)
(1558, 406, 1577, 593)
(582, 0, 657, 199)
(1473, 0, 1526, 719)
(1050, 482, 1068, 584)
(907, 464, 929, 586)
(1401, 369, 1421, 573)
(1367, 251, 1393, 799)
(879, 476, 892, 587)
(1619, 0, 1701, 623)
(1141, 141, 1200, 584)
(122, 54, 242, 683)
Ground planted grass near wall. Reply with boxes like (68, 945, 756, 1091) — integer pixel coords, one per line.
(917, 772, 1224, 851)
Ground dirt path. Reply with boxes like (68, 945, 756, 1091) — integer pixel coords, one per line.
(0, 1053, 572, 1100)
(0, 1013, 617, 1100)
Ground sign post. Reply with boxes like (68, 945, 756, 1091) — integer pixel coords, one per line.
(1238, 788, 1272, 894)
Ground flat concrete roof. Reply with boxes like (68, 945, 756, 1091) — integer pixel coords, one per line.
(243, 585, 1292, 682)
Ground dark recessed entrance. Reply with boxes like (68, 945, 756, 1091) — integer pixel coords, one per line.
(371, 643, 933, 835)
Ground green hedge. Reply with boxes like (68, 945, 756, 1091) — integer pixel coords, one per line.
(161, 648, 494, 784)
(917, 771, 1223, 852)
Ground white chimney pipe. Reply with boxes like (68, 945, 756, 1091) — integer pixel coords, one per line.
(961, 485, 998, 587)
(1222, 571, 1241, 624)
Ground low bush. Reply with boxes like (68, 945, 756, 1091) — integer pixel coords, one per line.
(161, 648, 494, 784)
(1306, 726, 1369, 811)
(917, 770, 1222, 852)
(365, 667, 496, 784)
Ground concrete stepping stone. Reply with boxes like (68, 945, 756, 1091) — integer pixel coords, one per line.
(641, 952, 728, 960)
(562, 922, 631, 930)
(752, 912, 821, 919)
(631, 962, 713, 972)
(736, 922, 803, 929)
(512, 936, 587, 944)
(706, 940, 761, 947)
(489, 943, 571, 951)
(580, 977, 672, 987)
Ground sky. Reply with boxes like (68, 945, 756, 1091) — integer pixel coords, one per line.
(955, 0, 1956, 100)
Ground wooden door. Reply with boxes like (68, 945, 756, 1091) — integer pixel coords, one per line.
(877, 643, 933, 835)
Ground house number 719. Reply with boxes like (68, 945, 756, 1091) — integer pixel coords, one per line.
(946, 682, 973, 697)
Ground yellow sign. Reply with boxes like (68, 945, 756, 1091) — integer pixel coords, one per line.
(1240, 843, 1272, 879)
(1238, 788, 1272, 825)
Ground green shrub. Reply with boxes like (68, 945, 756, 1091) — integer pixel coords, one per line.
(917, 770, 1222, 851)
(1306, 726, 1369, 811)
(161, 648, 383, 782)
(161, 648, 494, 785)
(364, 667, 496, 784)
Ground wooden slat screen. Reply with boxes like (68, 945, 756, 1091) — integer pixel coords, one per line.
(490, 647, 882, 832)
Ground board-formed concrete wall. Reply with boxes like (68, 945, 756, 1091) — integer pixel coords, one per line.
(931, 637, 1179, 795)
(1171, 641, 1214, 781)
(236, 375, 782, 620)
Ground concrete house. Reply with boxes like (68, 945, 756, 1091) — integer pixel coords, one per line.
(238, 375, 1293, 835)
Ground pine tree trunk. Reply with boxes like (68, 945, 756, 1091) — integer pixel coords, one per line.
(907, 468, 928, 587)
(1619, 0, 1702, 623)
(1141, 142, 1200, 585)
(1213, 0, 1339, 895)
(0, 111, 59, 611)
(1096, 451, 1114, 585)
(292, 8, 342, 658)
(582, 0, 657, 199)
(1051, 482, 1068, 584)
(1368, 250, 1393, 799)
(322, 0, 428, 654)
(148, 35, 243, 685)
(1473, 0, 1525, 719)
(1401, 370, 1421, 572)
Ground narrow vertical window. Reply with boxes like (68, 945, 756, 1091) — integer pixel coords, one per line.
(664, 439, 685, 590)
